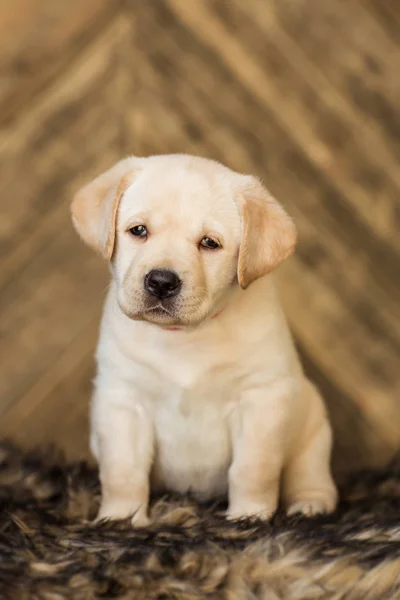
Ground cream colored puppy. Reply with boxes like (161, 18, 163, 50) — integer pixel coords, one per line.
(71, 154, 337, 526)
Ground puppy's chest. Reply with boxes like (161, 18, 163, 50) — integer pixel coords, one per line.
(154, 373, 237, 418)
(139, 334, 245, 395)
(150, 381, 234, 498)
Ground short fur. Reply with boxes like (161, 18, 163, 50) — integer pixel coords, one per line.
(71, 154, 337, 526)
(0, 443, 399, 600)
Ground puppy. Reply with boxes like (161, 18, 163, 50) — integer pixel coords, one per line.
(71, 154, 337, 526)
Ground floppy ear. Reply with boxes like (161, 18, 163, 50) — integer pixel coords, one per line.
(71, 157, 139, 260)
(237, 177, 297, 289)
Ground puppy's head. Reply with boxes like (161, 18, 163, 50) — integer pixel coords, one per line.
(71, 155, 296, 327)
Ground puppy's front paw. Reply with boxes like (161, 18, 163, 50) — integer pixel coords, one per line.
(287, 495, 337, 517)
(227, 501, 276, 522)
(131, 510, 151, 528)
(96, 499, 150, 527)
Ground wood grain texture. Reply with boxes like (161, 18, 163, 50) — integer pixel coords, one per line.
(0, 9, 132, 458)
(0, 0, 399, 476)
(0, 0, 118, 125)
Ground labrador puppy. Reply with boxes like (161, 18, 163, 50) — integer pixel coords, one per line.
(71, 154, 337, 526)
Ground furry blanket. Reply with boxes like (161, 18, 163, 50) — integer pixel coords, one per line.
(0, 443, 398, 599)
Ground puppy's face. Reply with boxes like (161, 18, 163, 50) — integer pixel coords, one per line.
(71, 155, 297, 328)
(114, 160, 242, 326)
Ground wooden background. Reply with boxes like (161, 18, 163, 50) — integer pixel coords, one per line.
(1, 0, 399, 478)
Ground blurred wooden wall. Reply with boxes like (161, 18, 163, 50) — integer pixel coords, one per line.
(0, 0, 399, 478)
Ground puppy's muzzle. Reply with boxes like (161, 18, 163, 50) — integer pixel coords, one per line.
(144, 269, 182, 300)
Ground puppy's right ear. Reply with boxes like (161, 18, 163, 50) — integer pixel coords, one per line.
(71, 157, 140, 260)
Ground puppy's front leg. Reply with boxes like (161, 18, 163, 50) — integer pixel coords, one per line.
(228, 385, 291, 521)
(92, 389, 153, 527)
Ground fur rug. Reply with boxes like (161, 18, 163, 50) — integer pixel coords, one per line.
(0, 443, 398, 599)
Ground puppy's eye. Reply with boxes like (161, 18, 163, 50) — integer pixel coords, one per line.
(129, 225, 147, 238)
(200, 236, 220, 250)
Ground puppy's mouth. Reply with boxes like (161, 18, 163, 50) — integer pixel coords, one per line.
(139, 297, 183, 324)
(145, 302, 175, 317)
(118, 286, 212, 327)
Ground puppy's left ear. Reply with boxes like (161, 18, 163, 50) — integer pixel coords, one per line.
(237, 177, 297, 289)
(71, 157, 140, 260)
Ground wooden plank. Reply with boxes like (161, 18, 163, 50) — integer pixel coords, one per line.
(362, 0, 400, 45)
(278, 258, 400, 448)
(0, 0, 118, 125)
(0, 225, 107, 411)
(2, 319, 99, 461)
(270, 0, 400, 161)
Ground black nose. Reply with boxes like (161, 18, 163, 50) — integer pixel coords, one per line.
(144, 269, 182, 299)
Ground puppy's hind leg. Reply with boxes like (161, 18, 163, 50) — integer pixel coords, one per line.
(282, 383, 338, 516)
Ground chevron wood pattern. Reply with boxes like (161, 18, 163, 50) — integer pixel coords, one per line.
(0, 0, 399, 477)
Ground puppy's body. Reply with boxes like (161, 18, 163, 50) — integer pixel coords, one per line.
(72, 154, 337, 525)
(95, 277, 311, 498)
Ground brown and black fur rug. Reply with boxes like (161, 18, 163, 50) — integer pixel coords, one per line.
(0, 443, 399, 599)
